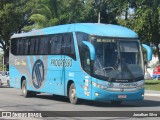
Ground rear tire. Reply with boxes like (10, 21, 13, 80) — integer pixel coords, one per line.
(69, 83, 79, 104)
(22, 80, 33, 97)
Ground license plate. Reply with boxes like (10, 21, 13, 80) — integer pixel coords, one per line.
(118, 95, 127, 99)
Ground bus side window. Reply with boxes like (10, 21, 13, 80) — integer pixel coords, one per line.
(39, 37, 49, 55)
(44, 37, 50, 54)
(50, 34, 62, 54)
(65, 33, 75, 54)
(24, 39, 29, 55)
(18, 39, 25, 55)
(50, 36, 56, 54)
(34, 38, 39, 54)
(11, 39, 18, 55)
(16, 39, 19, 55)
(29, 38, 36, 55)
(70, 34, 75, 55)
(63, 34, 71, 54)
(81, 46, 91, 73)
(57, 35, 62, 54)
(61, 35, 65, 54)
(63, 33, 75, 59)
(17, 39, 20, 54)
(50, 33, 75, 58)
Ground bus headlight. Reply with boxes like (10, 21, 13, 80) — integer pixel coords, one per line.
(95, 92, 99, 96)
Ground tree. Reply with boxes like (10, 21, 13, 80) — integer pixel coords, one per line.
(0, 0, 38, 69)
(118, 0, 160, 62)
(23, 0, 60, 30)
(83, 0, 127, 24)
(24, 0, 85, 31)
(25, 0, 127, 31)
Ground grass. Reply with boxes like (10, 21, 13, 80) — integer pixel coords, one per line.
(145, 80, 160, 91)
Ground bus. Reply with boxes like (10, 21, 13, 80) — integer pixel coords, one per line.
(9, 23, 152, 104)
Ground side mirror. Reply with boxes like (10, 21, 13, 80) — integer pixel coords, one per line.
(82, 41, 95, 60)
(142, 44, 152, 61)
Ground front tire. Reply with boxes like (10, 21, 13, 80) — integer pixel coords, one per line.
(69, 83, 79, 104)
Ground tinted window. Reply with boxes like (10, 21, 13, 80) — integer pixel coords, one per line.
(29, 38, 36, 54)
(76, 32, 90, 72)
(24, 39, 29, 55)
(50, 33, 76, 59)
(50, 35, 62, 54)
(39, 37, 49, 54)
(11, 39, 18, 55)
(50, 36, 57, 54)
(63, 33, 75, 55)
(18, 39, 25, 55)
(11, 33, 76, 59)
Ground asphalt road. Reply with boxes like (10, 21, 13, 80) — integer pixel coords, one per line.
(0, 86, 160, 120)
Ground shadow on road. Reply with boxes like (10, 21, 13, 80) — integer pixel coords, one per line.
(36, 94, 69, 103)
(34, 94, 160, 108)
(82, 99, 160, 107)
(0, 85, 11, 88)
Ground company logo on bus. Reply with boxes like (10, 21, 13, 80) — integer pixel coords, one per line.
(119, 83, 138, 87)
(32, 59, 45, 89)
(108, 82, 113, 88)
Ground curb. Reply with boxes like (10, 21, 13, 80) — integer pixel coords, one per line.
(144, 94, 160, 97)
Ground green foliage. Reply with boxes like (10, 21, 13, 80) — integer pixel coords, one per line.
(24, 0, 86, 31)
(118, 0, 160, 62)
(23, 0, 59, 30)
(1, 0, 160, 67)
(0, 0, 39, 68)
(24, 0, 127, 31)
(145, 80, 160, 91)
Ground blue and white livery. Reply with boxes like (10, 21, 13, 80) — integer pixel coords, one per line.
(9, 23, 152, 104)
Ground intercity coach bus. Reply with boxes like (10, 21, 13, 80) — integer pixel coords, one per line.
(9, 23, 152, 104)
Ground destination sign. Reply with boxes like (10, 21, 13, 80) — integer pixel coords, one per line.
(96, 39, 115, 43)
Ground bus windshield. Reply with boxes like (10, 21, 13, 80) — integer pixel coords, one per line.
(91, 37, 144, 82)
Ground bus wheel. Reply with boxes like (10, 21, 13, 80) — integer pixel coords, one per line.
(111, 100, 122, 105)
(69, 83, 79, 104)
(22, 80, 32, 97)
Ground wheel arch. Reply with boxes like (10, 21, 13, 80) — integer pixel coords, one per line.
(67, 80, 74, 97)
(21, 76, 26, 89)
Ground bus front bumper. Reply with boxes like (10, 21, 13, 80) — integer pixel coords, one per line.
(92, 88, 144, 102)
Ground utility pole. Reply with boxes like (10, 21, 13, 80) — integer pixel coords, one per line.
(2, 56, 4, 71)
(98, 11, 101, 23)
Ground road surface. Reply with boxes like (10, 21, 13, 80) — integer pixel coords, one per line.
(0, 86, 159, 119)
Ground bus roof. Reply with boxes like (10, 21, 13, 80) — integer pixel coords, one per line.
(11, 23, 138, 39)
